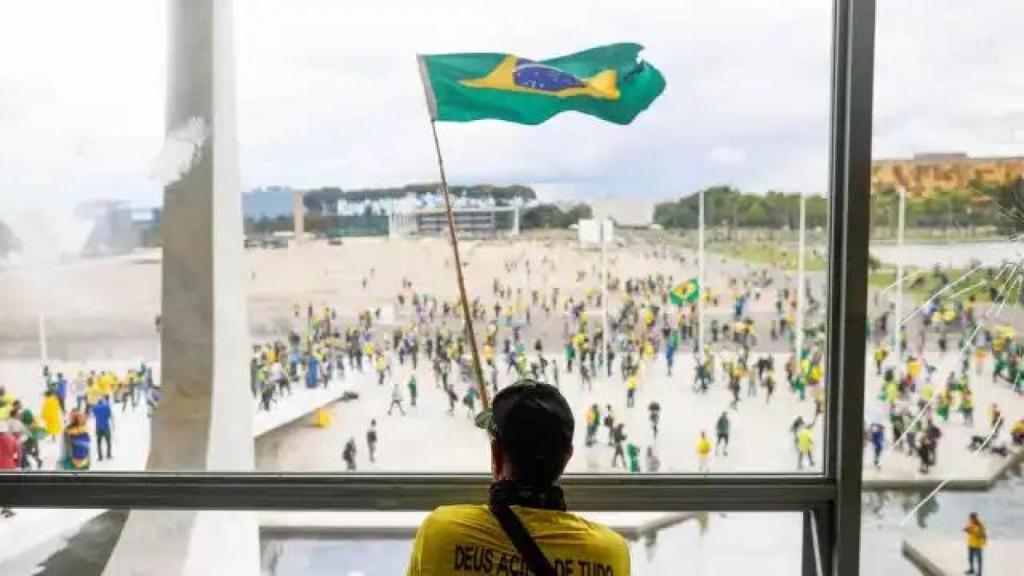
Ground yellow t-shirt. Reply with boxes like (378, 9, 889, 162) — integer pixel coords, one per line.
(797, 428, 814, 452)
(697, 436, 711, 456)
(99, 373, 116, 396)
(407, 504, 630, 576)
(965, 521, 986, 549)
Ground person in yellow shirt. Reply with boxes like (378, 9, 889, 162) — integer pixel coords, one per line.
(626, 375, 638, 408)
(41, 390, 63, 437)
(964, 512, 985, 575)
(85, 379, 103, 416)
(99, 371, 116, 398)
(0, 387, 14, 420)
(696, 430, 711, 473)
(797, 426, 815, 470)
(406, 381, 630, 576)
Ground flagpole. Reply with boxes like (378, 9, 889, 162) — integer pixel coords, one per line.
(601, 217, 610, 370)
(698, 188, 705, 356)
(796, 193, 806, 360)
(428, 119, 489, 409)
(38, 313, 48, 368)
(893, 186, 906, 378)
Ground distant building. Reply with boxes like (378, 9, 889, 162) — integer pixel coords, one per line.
(333, 191, 520, 238)
(243, 186, 294, 219)
(577, 218, 614, 248)
(400, 205, 519, 237)
(590, 198, 654, 228)
(871, 153, 1024, 198)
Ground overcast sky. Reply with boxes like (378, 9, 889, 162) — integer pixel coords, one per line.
(1, 0, 1022, 213)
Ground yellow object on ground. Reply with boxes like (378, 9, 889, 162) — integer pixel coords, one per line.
(314, 408, 332, 428)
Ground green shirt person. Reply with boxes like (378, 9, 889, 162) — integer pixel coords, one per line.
(626, 443, 640, 473)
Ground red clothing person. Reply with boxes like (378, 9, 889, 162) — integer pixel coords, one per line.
(0, 425, 20, 470)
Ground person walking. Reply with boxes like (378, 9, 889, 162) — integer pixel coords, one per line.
(964, 512, 986, 575)
(580, 363, 593, 391)
(388, 384, 406, 416)
(603, 405, 615, 446)
(407, 374, 418, 408)
(462, 386, 479, 419)
(41, 390, 62, 439)
(14, 406, 43, 469)
(626, 442, 640, 473)
(626, 374, 637, 408)
(645, 446, 661, 473)
(92, 396, 114, 461)
(648, 401, 661, 439)
(585, 404, 599, 447)
(696, 431, 711, 473)
(869, 423, 884, 470)
(611, 423, 627, 469)
(343, 437, 357, 471)
(797, 425, 815, 470)
(715, 412, 730, 456)
(62, 411, 91, 471)
(366, 420, 378, 463)
(445, 384, 458, 416)
(764, 372, 776, 403)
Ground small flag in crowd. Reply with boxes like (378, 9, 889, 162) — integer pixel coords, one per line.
(670, 279, 700, 305)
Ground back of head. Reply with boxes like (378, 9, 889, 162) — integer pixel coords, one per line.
(477, 380, 574, 489)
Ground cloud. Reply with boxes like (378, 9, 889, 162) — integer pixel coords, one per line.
(1, 0, 1022, 213)
(708, 146, 748, 167)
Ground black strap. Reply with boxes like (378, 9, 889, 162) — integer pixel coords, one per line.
(489, 502, 557, 576)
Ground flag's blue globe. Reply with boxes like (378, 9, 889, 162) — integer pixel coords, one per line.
(513, 59, 585, 92)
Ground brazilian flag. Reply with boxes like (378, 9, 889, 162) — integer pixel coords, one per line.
(670, 279, 700, 306)
(418, 43, 666, 125)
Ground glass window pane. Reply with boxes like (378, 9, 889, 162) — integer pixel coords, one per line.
(0, 1, 165, 474)
(1, 2, 836, 477)
(239, 0, 833, 475)
(0, 509, 802, 576)
(862, 0, 1024, 573)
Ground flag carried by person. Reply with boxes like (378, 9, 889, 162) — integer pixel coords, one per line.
(670, 279, 700, 306)
(415, 43, 665, 411)
(417, 43, 666, 125)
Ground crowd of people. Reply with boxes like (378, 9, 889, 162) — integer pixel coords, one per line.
(4, 245, 1023, 489)
(0, 365, 157, 518)
(266, 247, 837, 474)
(297, 245, 1024, 478)
(865, 267, 1024, 475)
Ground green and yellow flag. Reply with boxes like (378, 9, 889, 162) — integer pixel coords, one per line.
(418, 43, 665, 125)
(670, 279, 700, 306)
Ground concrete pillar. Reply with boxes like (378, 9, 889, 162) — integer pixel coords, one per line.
(102, 1, 258, 574)
(292, 189, 305, 241)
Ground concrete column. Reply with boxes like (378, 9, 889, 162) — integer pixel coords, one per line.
(102, 1, 258, 574)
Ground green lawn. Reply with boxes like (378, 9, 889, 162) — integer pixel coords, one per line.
(712, 243, 827, 272)
(715, 242, 1011, 304)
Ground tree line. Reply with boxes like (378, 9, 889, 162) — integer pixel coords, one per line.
(872, 178, 1023, 236)
(653, 179, 1024, 235)
(654, 187, 829, 231)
